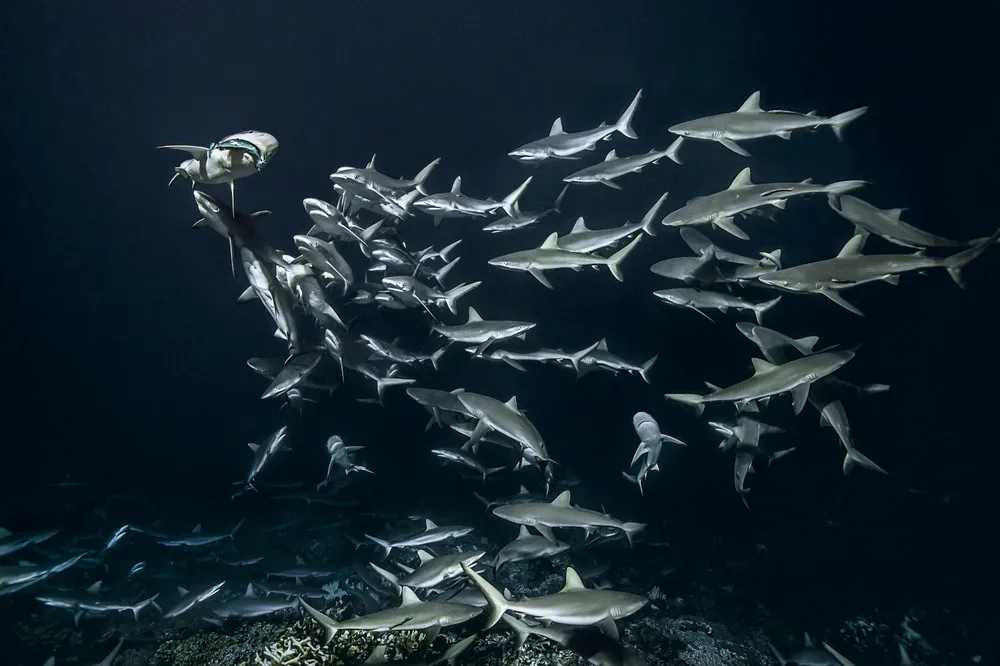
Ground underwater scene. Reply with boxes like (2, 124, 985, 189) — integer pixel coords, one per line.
(1, 2, 994, 665)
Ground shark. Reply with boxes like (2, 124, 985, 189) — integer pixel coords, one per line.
(627, 412, 687, 495)
(299, 588, 482, 645)
(159, 130, 278, 211)
(494, 525, 571, 570)
(669, 91, 866, 156)
(246, 426, 290, 489)
(756, 228, 1000, 315)
(509, 90, 642, 162)
(489, 232, 643, 289)
(491, 490, 646, 546)
(661, 167, 866, 240)
(665, 350, 856, 416)
(366, 519, 474, 556)
(372, 549, 486, 591)
(455, 391, 549, 464)
(414, 176, 532, 226)
(431, 307, 536, 353)
(563, 139, 683, 188)
(461, 563, 649, 640)
(653, 287, 781, 324)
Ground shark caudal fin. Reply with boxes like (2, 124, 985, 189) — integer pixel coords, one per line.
(606, 233, 643, 282)
(615, 89, 643, 140)
(460, 562, 510, 629)
(829, 106, 868, 142)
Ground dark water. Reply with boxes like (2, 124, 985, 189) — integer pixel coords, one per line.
(1, 1, 995, 664)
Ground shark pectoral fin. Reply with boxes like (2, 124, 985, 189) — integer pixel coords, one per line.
(502, 358, 528, 372)
(467, 419, 491, 447)
(790, 384, 810, 415)
(474, 337, 496, 356)
(421, 623, 441, 649)
(596, 617, 620, 641)
(529, 269, 553, 289)
(602, 180, 623, 190)
(718, 138, 751, 157)
(228, 235, 237, 279)
(230, 181, 236, 215)
(820, 289, 864, 316)
(713, 216, 749, 240)
(535, 525, 557, 542)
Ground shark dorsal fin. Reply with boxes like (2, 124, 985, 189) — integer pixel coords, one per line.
(247, 442, 259, 452)
(296, 556, 306, 565)
(425, 518, 438, 530)
(0, 527, 12, 539)
(86, 581, 103, 594)
(604, 150, 617, 161)
(837, 234, 866, 258)
(176, 586, 188, 597)
(560, 567, 586, 592)
(244, 583, 256, 598)
(571, 217, 588, 233)
(416, 549, 434, 564)
(796, 336, 819, 353)
(518, 485, 530, 495)
(728, 167, 752, 189)
(552, 490, 572, 506)
(192, 524, 202, 534)
(751, 358, 777, 375)
(450, 177, 462, 195)
(550, 118, 564, 136)
(399, 586, 422, 606)
(467, 307, 482, 322)
(803, 632, 814, 648)
(367, 154, 377, 169)
(596, 338, 609, 351)
(517, 525, 531, 539)
(540, 232, 560, 249)
(737, 91, 762, 113)
(884, 207, 905, 220)
(505, 396, 519, 411)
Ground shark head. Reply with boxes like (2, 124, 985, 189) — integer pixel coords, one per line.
(508, 144, 548, 163)
(657, 291, 690, 306)
(413, 196, 454, 213)
(380, 275, 413, 295)
(487, 254, 527, 271)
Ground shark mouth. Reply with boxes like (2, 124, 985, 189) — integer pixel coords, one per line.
(208, 137, 269, 171)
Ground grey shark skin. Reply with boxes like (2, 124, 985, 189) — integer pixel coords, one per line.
(661, 167, 866, 240)
(159, 520, 243, 548)
(212, 588, 298, 619)
(247, 425, 290, 489)
(0, 553, 86, 597)
(492, 490, 646, 546)
(389, 549, 486, 590)
(413, 176, 532, 225)
(365, 518, 474, 555)
(669, 91, 866, 156)
(563, 139, 683, 188)
(431, 448, 505, 482)
(241, 248, 301, 353)
(293, 234, 354, 288)
(509, 90, 642, 162)
(489, 232, 643, 289)
(0, 528, 58, 558)
(462, 563, 648, 640)
(735, 323, 887, 475)
(756, 228, 1000, 315)
(503, 615, 651, 666)
(828, 194, 967, 249)
(653, 287, 781, 324)
(192, 190, 290, 273)
(299, 587, 482, 645)
(431, 307, 536, 350)
(679, 227, 779, 266)
(483, 185, 567, 234)
(558, 190, 669, 250)
(163, 581, 226, 619)
(456, 391, 549, 463)
(159, 130, 278, 209)
(494, 525, 571, 569)
(665, 350, 855, 417)
(381, 275, 482, 316)
(578, 338, 657, 384)
(629, 412, 686, 495)
(260, 352, 323, 400)
(330, 155, 439, 198)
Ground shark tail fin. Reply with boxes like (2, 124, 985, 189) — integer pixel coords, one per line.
(412, 157, 441, 196)
(365, 534, 393, 555)
(443, 281, 482, 315)
(829, 106, 868, 141)
(665, 135, 684, 165)
(433, 256, 460, 288)
(461, 562, 510, 629)
(944, 227, 1000, 288)
(640, 354, 658, 384)
(484, 466, 506, 481)
(299, 597, 340, 645)
(616, 89, 642, 139)
(843, 446, 887, 476)
(430, 346, 447, 371)
(607, 233, 643, 282)
(622, 522, 646, 546)
(501, 177, 533, 217)
(755, 296, 782, 325)
(664, 393, 705, 417)
(570, 340, 600, 376)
